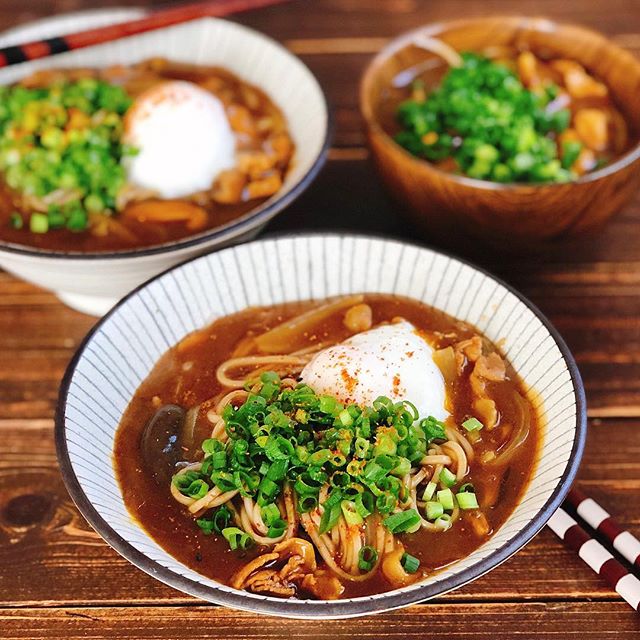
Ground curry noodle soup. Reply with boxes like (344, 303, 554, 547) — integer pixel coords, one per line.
(386, 44, 633, 183)
(0, 58, 294, 252)
(115, 294, 541, 600)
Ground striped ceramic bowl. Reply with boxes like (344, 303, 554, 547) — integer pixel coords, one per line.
(56, 234, 586, 618)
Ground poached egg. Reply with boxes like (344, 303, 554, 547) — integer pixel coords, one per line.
(300, 320, 448, 421)
(124, 80, 236, 199)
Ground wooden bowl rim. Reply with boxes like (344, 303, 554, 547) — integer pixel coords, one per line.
(359, 15, 640, 192)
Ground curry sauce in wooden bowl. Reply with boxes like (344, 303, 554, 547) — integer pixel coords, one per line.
(360, 17, 640, 248)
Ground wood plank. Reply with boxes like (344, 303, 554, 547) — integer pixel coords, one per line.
(9, 0, 636, 44)
(0, 417, 637, 607)
(2, 602, 639, 638)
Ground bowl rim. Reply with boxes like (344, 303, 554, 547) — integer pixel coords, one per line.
(55, 231, 587, 618)
(359, 15, 640, 192)
(0, 16, 333, 261)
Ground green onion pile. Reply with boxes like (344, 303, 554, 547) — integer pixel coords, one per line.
(395, 52, 579, 183)
(0, 77, 134, 233)
(173, 372, 483, 566)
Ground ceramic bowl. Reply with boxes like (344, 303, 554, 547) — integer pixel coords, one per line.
(360, 16, 640, 248)
(56, 233, 586, 618)
(0, 11, 330, 315)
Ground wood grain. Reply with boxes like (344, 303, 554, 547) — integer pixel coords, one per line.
(2, 602, 640, 638)
(1, 0, 640, 635)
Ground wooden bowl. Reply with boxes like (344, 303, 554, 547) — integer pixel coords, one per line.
(360, 17, 640, 247)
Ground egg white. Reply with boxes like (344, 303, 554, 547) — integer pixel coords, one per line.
(124, 80, 236, 199)
(300, 320, 448, 421)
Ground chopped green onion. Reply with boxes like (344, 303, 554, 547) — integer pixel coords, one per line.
(394, 52, 588, 184)
(308, 449, 332, 465)
(354, 437, 370, 459)
(261, 503, 281, 525)
(319, 395, 339, 414)
(437, 488, 455, 511)
(294, 475, 319, 497)
(201, 438, 223, 455)
(182, 378, 485, 546)
(266, 459, 288, 482)
(355, 492, 374, 519)
(196, 505, 232, 535)
(258, 477, 279, 501)
(196, 516, 215, 535)
(264, 435, 295, 461)
(214, 450, 229, 469)
(212, 505, 232, 533)
(458, 482, 475, 493)
(462, 417, 484, 432)
(298, 495, 318, 513)
(318, 501, 342, 535)
(331, 452, 347, 467)
(346, 459, 364, 477)
(376, 454, 397, 471)
(261, 371, 280, 385)
(401, 552, 420, 574)
(362, 460, 386, 484)
(9, 212, 23, 229)
(421, 481, 437, 501)
(0, 79, 133, 234)
(392, 456, 411, 477)
(438, 467, 456, 488)
(434, 514, 452, 530)
(358, 545, 378, 572)
(341, 500, 364, 526)
(561, 140, 582, 169)
(331, 471, 350, 488)
(185, 479, 209, 499)
(373, 433, 397, 457)
(267, 523, 286, 538)
(425, 501, 444, 521)
(383, 508, 422, 534)
(29, 213, 49, 234)
(222, 527, 254, 551)
(456, 492, 479, 510)
(420, 416, 446, 442)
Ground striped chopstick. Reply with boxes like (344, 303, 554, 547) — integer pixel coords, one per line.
(547, 506, 640, 611)
(0, 0, 290, 68)
(567, 487, 640, 570)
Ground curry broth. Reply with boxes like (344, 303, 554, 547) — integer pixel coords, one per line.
(0, 60, 292, 252)
(381, 47, 634, 177)
(114, 294, 540, 599)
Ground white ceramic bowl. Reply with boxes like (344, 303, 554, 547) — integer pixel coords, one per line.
(0, 12, 330, 315)
(56, 234, 586, 618)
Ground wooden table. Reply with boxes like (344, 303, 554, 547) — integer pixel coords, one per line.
(1, 0, 640, 637)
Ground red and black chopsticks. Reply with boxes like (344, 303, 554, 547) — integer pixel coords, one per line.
(548, 487, 640, 612)
(0, 0, 291, 68)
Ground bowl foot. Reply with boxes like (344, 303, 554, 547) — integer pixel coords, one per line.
(56, 291, 118, 316)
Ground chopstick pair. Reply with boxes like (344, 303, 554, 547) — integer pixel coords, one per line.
(0, 0, 291, 68)
(547, 487, 640, 611)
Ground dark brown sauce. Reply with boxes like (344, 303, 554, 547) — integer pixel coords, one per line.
(114, 294, 541, 598)
(0, 59, 292, 253)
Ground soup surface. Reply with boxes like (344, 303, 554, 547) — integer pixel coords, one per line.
(115, 294, 540, 599)
(0, 58, 293, 252)
(384, 45, 633, 183)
